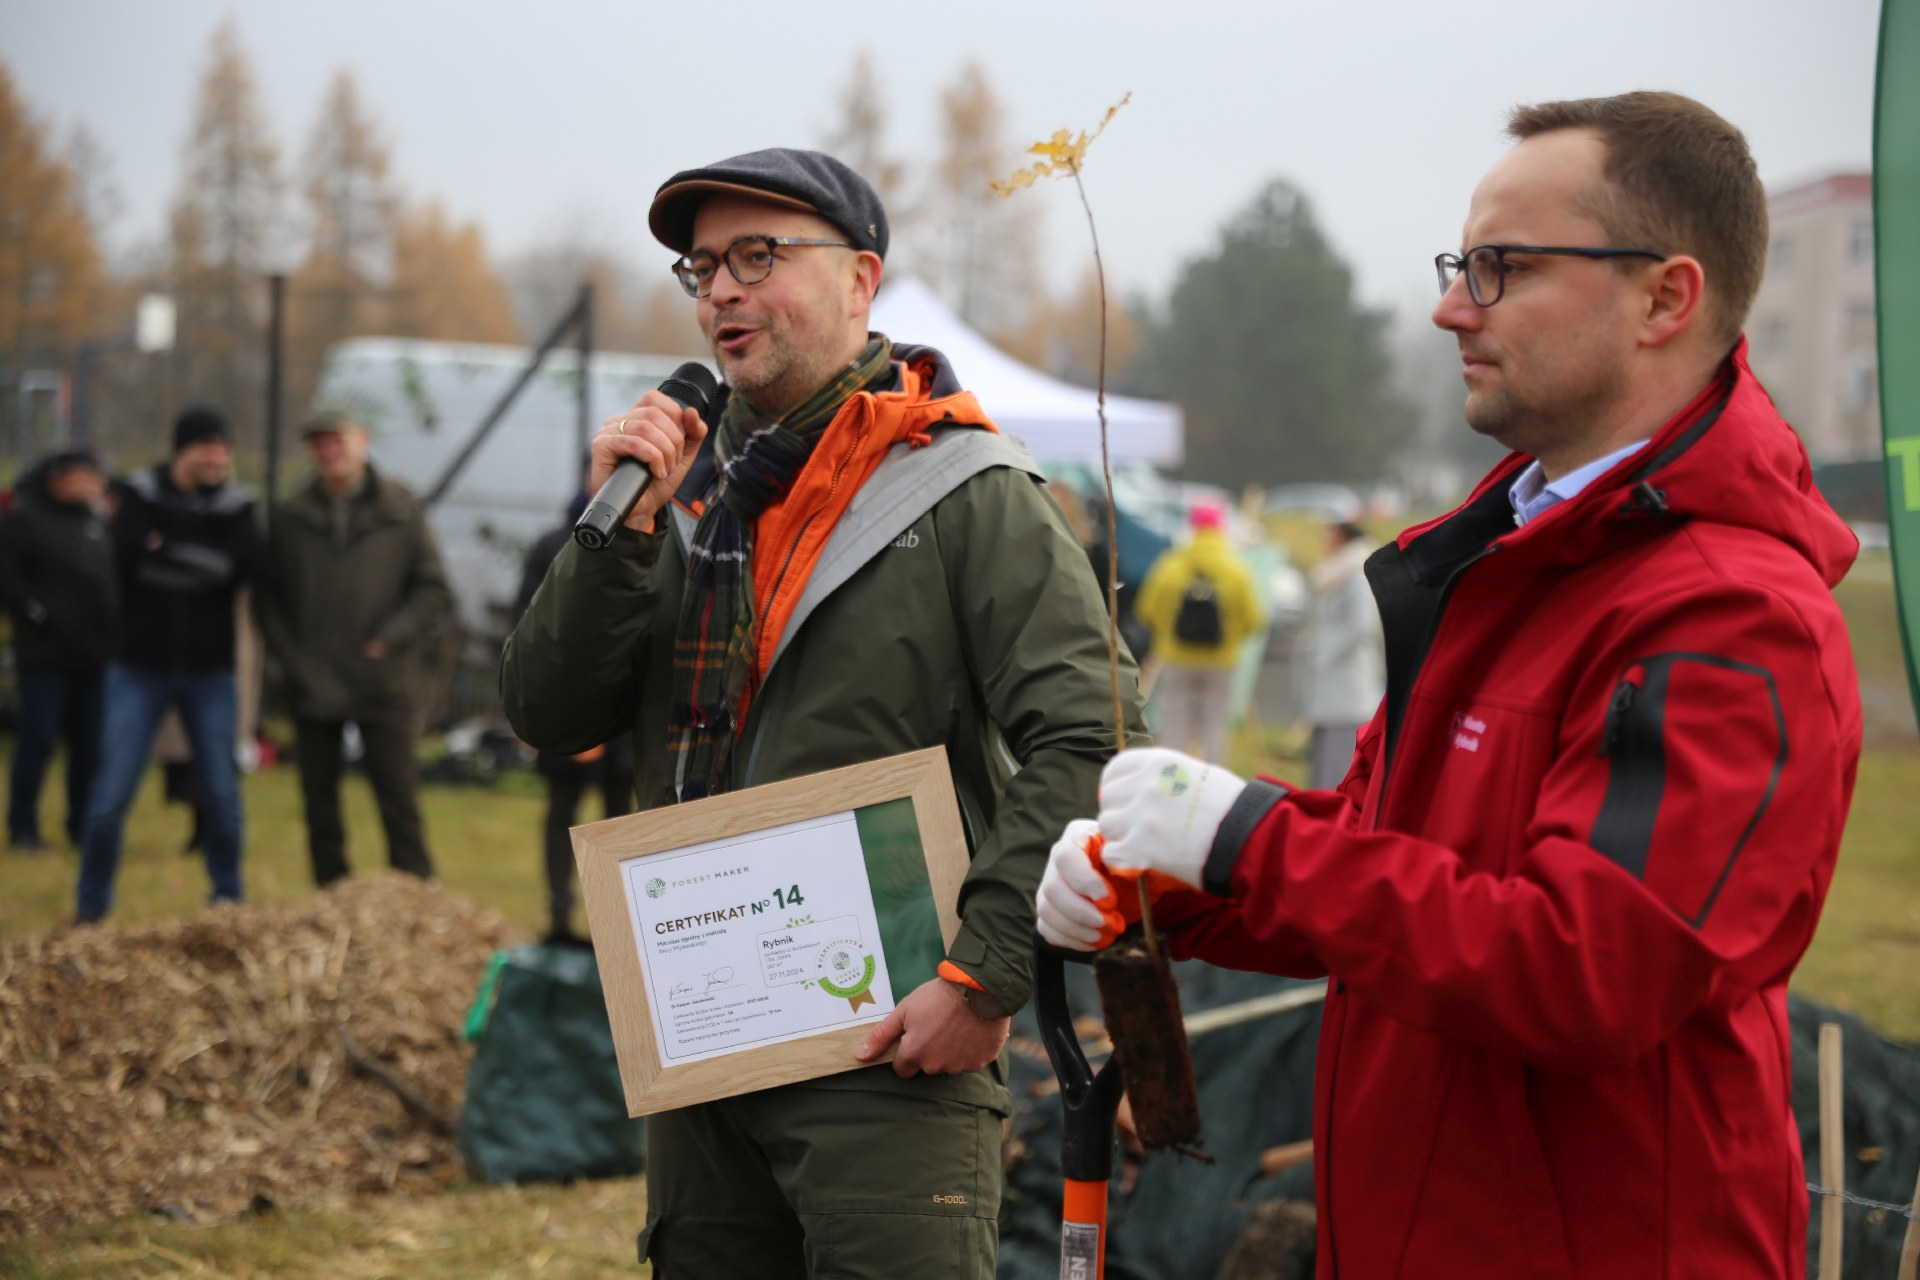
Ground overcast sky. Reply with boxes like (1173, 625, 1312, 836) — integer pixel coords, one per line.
(1, 0, 1885, 332)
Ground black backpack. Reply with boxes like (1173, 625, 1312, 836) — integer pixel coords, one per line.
(1173, 572, 1225, 646)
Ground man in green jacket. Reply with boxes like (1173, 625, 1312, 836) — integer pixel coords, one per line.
(259, 410, 451, 887)
(501, 148, 1142, 1278)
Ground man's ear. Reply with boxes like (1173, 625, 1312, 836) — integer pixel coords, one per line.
(848, 251, 883, 317)
(1640, 254, 1706, 349)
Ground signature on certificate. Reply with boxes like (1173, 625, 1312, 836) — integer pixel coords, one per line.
(669, 981, 694, 999)
(703, 966, 737, 993)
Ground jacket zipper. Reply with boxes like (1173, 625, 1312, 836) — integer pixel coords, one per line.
(1326, 541, 1496, 1280)
(1598, 667, 1644, 758)
(1369, 544, 1499, 826)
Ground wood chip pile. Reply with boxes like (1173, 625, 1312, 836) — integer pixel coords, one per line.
(0, 874, 524, 1240)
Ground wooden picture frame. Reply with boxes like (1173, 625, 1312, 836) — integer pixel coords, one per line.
(572, 746, 969, 1117)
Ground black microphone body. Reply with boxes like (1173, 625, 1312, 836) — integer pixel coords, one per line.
(574, 362, 718, 550)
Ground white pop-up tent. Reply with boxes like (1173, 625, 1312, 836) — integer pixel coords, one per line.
(870, 277, 1183, 468)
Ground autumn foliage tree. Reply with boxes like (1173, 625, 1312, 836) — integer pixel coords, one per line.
(163, 21, 284, 454)
(998, 265, 1142, 388)
(822, 55, 1107, 367)
(387, 201, 519, 344)
(0, 62, 105, 449)
(287, 69, 397, 412)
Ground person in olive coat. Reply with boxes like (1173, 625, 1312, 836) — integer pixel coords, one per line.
(0, 446, 116, 850)
(257, 410, 451, 886)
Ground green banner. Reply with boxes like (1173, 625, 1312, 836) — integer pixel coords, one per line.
(1877, 0, 1920, 723)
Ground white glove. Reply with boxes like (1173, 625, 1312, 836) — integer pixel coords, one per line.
(1096, 747, 1247, 890)
(1036, 820, 1118, 951)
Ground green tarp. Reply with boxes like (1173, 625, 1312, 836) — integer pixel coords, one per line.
(456, 941, 646, 1186)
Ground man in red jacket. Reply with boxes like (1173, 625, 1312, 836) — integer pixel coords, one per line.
(1038, 91, 1863, 1278)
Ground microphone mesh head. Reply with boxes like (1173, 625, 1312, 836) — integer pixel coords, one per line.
(656, 362, 718, 419)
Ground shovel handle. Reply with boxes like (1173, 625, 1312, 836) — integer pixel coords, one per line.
(1035, 938, 1126, 1279)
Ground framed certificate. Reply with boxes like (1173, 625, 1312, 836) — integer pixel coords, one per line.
(573, 746, 969, 1116)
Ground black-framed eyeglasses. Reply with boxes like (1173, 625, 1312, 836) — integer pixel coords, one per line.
(672, 235, 855, 299)
(1434, 243, 1669, 307)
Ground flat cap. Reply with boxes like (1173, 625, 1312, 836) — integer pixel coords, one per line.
(649, 148, 888, 261)
(299, 408, 363, 437)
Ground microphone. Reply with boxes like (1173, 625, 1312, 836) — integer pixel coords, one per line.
(573, 362, 718, 551)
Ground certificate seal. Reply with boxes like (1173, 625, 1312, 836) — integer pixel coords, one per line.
(814, 936, 877, 1011)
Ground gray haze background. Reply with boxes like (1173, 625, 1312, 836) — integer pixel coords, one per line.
(0, 0, 1884, 328)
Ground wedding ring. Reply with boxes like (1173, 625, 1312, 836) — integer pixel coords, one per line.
(618, 419, 629, 435)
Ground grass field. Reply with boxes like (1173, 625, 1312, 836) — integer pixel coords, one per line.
(0, 1177, 645, 1279)
(1, 553, 1914, 1276)
(0, 758, 557, 942)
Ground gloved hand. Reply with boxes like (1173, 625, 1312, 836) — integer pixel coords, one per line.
(1036, 820, 1117, 951)
(1097, 747, 1247, 891)
(1036, 820, 1200, 952)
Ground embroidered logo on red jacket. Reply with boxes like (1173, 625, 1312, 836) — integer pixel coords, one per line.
(1450, 711, 1487, 753)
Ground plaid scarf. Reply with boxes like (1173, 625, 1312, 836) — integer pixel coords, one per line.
(665, 336, 893, 802)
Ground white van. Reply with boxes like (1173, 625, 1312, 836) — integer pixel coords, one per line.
(310, 338, 694, 632)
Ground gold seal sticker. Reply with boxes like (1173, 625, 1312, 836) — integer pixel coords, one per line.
(815, 937, 877, 1012)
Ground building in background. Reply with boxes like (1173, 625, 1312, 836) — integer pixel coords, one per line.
(1746, 173, 1879, 464)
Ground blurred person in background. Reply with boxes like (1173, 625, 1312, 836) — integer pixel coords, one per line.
(1298, 518, 1382, 789)
(0, 446, 116, 852)
(511, 460, 634, 943)
(1135, 501, 1263, 761)
(258, 410, 449, 888)
(154, 589, 265, 854)
(74, 408, 260, 923)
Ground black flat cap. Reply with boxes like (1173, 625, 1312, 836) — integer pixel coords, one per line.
(649, 148, 888, 261)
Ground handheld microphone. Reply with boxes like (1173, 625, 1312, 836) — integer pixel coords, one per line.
(573, 362, 718, 551)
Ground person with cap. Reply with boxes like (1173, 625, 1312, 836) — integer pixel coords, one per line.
(0, 445, 116, 852)
(257, 409, 450, 889)
(74, 407, 261, 923)
(502, 147, 1141, 1277)
(1133, 500, 1264, 763)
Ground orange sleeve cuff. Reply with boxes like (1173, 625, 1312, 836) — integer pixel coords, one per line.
(937, 960, 985, 992)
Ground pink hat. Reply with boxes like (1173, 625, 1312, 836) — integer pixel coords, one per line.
(1190, 502, 1225, 530)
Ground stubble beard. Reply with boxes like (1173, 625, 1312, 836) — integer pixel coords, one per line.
(712, 323, 846, 422)
(1463, 355, 1627, 465)
(714, 331, 795, 415)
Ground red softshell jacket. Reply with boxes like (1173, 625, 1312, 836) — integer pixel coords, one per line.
(1160, 342, 1863, 1278)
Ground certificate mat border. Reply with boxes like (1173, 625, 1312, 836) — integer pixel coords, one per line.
(572, 746, 969, 1117)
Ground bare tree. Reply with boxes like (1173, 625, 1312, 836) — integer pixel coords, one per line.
(505, 227, 704, 360)
(820, 52, 909, 220)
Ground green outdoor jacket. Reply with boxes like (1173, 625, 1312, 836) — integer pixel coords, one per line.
(258, 464, 451, 724)
(502, 392, 1145, 1112)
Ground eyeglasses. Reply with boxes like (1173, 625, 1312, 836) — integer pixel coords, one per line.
(1435, 243, 1669, 307)
(673, 235, 855, 299)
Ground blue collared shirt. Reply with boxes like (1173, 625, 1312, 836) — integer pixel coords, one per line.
(1507, 440, 1651, 527)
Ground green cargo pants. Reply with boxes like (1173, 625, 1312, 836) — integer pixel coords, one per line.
(638, 1080, 1003, 1278)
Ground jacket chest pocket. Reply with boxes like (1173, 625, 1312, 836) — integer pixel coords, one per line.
(1395, 695, 1554, 874)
